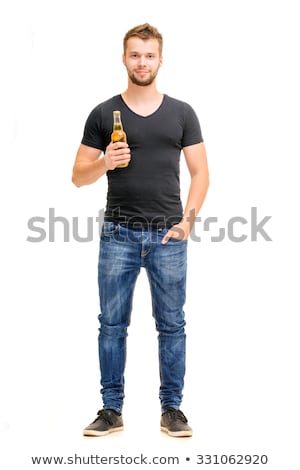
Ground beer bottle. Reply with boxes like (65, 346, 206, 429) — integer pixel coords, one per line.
(111, 110, 128, 168)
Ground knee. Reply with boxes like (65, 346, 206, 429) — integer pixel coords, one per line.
(155, 315, 186, 335)
(99, 323, 128, 338)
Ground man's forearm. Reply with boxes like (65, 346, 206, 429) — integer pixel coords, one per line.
(72, 157, 107, 187)
(182, 173, 209, 226)
(161, 172, 209, 244)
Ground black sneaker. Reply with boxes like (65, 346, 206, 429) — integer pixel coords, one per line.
(83, 409, 123, 436)
(160, 407, 192, 437)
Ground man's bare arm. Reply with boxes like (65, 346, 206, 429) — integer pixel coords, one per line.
(72, 142, 131, 187)
(161, 142, 209, 243)
(72, 144, 105, 187)
(181, 142, 209, 225)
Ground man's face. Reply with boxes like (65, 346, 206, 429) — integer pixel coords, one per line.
(123, 37, 162, 87)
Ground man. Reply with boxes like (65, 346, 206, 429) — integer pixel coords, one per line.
(72, 23, 209, 438)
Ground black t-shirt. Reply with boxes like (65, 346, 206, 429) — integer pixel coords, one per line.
(81, 94, 203, 227)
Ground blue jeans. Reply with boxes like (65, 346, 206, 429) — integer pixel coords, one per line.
(97, 222, 187, 414)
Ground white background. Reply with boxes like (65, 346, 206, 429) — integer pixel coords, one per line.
(0, 0, 299, 468)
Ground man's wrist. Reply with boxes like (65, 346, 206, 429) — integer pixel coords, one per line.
(180, 217, 193, 226)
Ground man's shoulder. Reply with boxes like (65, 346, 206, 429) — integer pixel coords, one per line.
(91, 95, 122, 114)
(164, 94, 194, 112)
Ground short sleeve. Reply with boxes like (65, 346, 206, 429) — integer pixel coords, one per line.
(81, 105, 105, 150)
(181, 103, 203, 148)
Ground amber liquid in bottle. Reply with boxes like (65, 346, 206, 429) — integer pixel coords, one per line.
(111, 110, 128, 168)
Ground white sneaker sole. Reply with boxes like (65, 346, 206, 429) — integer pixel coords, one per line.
(160, 426, 192, 437)
(83, 425, 124, 437)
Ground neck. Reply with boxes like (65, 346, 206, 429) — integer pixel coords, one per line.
(123, 80, 162, 104)
(121, 82, 164, 117)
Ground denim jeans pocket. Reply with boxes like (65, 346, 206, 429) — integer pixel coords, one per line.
(167, 237, 188, 244)
(159, 227, 188, 244)
(101, 222, 119, 238)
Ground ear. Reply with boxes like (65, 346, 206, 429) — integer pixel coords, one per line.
(159, 56, 163, 67)
(122, 54, 126, 65)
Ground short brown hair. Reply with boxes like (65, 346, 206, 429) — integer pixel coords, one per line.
(123, 23, 163, 56)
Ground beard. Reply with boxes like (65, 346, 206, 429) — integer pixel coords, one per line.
(127, 66, 160, 87)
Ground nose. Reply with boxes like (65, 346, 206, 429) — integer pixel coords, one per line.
(138, 55, 146, 66)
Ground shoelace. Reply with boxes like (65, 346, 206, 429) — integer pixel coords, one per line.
(93, 409, 116, 425)
(164, 408, 187, 423)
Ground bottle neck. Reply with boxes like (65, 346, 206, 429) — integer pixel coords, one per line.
(113, 114, 123, 131)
